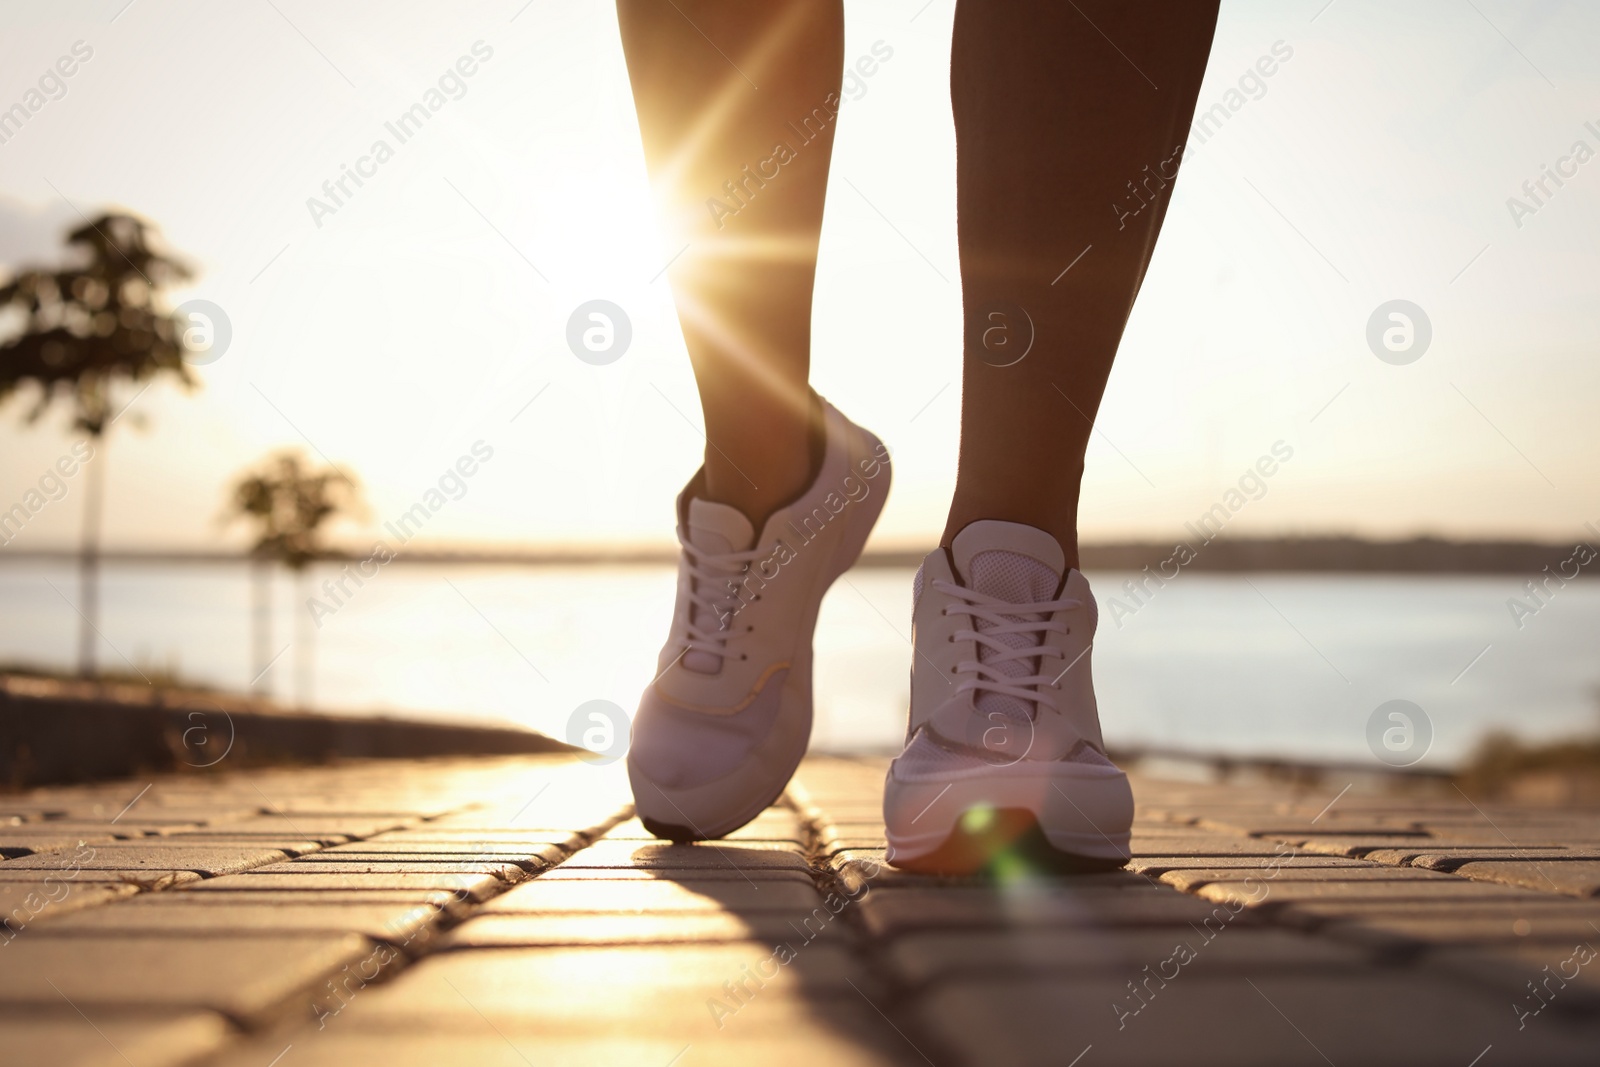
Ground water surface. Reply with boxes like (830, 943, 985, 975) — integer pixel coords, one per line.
(2, 559, 1594, 769)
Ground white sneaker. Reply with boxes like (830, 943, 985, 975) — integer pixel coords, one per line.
(883, 520, 1132, 874)
(628, 396, 890, 841)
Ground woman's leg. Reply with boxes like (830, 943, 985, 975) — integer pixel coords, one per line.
(943, 0, 1220, 567)
(616, 0, 843, 528)
(621, 1, 894, 844)
(882, 2, 1221, 876)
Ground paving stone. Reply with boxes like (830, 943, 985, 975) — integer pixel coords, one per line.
(164, 888, 476, 914)
(1198, 819, 1432, 840)
(0, 879, 142, 930)
(803, 802, 885, 817)
(811, 818, 888, 837)
(4, 806, 208, 825)
(439, 910, 850, 947)
(328, 945, 878, 1033)
(1488, 827, 1600, 845)
(301, 850, 558, 874)
(204, 1009, 911, 1066)
(1448, 859, 1600, 899)
(218, 816, 411, 841)
(1158, 865, 1459, 893)
(815, 836, 890, 858)
(243, 858, 526, 880)
(857, 886, 1231, 938)
(421, 815, 621, 838)
(533, 866, 817, 884)
(1270, 899, 1600, 950)
(1290, 834, 1500, 858)
(831, 851, 1161, 895)
(0, 867, 201, 888)
(1190, 877, 1553, 910)
(1326, 911, 1600, 949)
(0, 821, 196, 839)
(482, 877, 825, 915)
(559, 840, 812, 873)
(323, 840, 567, 866)
(1435, 825, 1554, 850)
(815, 818, 890, 833)
(1426, 943, 1600, 1011)
(1128, 855, 1371, 876)
(186, 871, 506, 901)
(0, 1009, 232, 1067)
(365, 829, 581, 846)
(0, 831, 120, 857)
(606, 814, 807, 845)
(133, 811, 259, 826)
(156, 834, 329, 856)
(6, 751, 1593, 1064)
(831, 851, 903, 894)
(33, 898, 444, 942)
(1283, 899, 1600, 923)
(0, 840, 111, 867)
(801, 802, 884, 817)
(196, 819, 354, 846)
(1, 843, 289, 876)
(425, 801, 628, 838)
(1129, 837, 1293, 858)
(882, 927, 1372, 985)
(0, 933, 375, 1021)
(911, 971, 1600, 1066)
(724, 824, 808, 845)
(800, 819, 889, 831)
(244, 805, 444, 818)
(1362, 846, 1588, 866)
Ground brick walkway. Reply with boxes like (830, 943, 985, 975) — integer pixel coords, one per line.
(3, 755, 1598, 1066)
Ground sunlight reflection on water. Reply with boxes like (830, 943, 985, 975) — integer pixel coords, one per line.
(2, 560, 1596, 769)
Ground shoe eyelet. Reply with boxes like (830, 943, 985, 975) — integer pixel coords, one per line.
(740, 654, 748, 660)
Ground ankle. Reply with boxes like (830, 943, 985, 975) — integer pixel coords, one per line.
(702, 461, 806, 533)
(940, 512, 1081, 572)
(701, 398, 823, 532)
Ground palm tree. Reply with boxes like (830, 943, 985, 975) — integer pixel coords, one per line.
(0, 212, 196, 677)
(225, 450, 361, 707)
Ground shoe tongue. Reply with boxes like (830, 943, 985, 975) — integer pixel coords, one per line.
(949, 521, 1066, 725)
(682, 498, 756, 674)
(950, 520, 1065, 598)
(686, 498, 756, 555)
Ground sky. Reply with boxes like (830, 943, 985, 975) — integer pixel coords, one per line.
(1, 0, 1598, 554)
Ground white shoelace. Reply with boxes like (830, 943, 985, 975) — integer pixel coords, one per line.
(933, 577, 1081, 716)
(676, 525, 767, 662)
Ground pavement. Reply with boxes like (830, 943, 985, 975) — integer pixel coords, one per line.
(2, 753, 1598, 1066)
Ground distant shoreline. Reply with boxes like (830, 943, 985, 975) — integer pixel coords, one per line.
(1, 535, 1592, 574)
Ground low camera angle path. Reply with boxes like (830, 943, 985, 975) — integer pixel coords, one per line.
(3, 753, 1598, 1066)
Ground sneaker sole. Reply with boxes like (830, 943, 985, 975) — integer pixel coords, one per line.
(630, 426, 891, 842)
(886, 808, 1129, 876)
(883, 762, 1133, 875)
